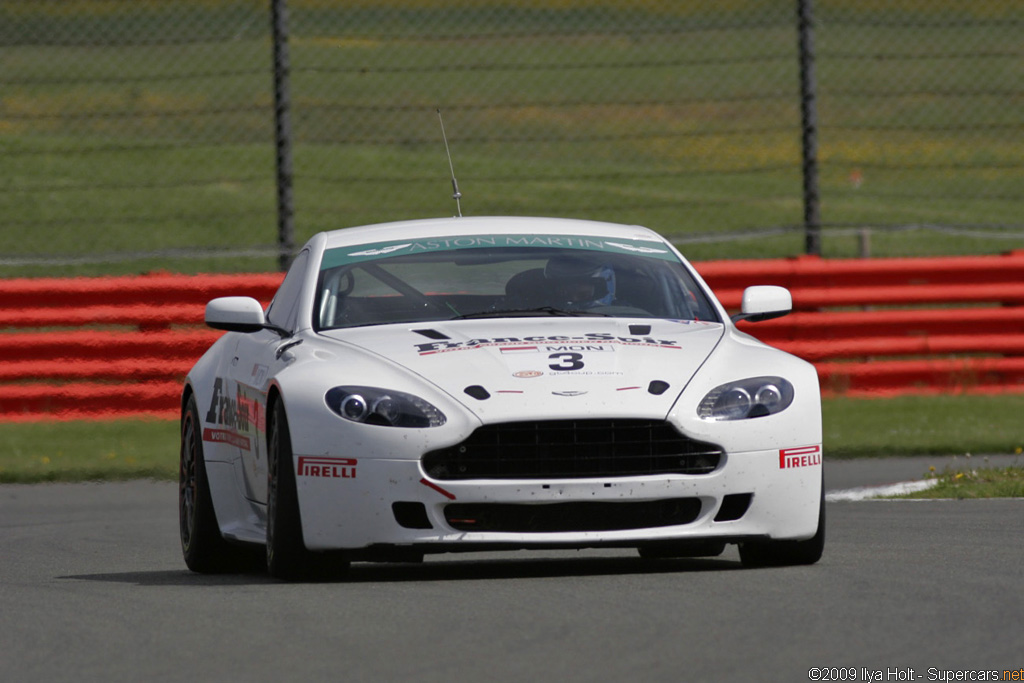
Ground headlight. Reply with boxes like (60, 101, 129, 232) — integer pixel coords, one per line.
(326, 386, 446, 428)
(697, 377, 794, 421)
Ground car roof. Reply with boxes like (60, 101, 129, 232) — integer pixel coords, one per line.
(315, 216, 668, 250)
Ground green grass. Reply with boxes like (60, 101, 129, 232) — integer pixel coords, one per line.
(2, 394, 1023, 484)
(1, 2, 1021, 276)
(891, 465, 1024, 499)
(0, 419, 180, 484)
(822, 394, 1024, 459)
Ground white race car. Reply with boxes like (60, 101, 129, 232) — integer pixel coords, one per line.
(179, 216, 823, 579)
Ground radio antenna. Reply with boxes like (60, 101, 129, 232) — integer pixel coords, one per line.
(437, 109, 463, 217)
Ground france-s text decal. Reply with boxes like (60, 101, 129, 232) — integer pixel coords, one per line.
(202, 377, 264, 451)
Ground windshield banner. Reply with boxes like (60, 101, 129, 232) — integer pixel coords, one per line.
(320, 234, 676, 270)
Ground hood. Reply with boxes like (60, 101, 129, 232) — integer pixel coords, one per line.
(321, 318, 724, 423)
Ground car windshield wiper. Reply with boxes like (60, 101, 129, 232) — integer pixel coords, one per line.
(451, 306, 611, 320)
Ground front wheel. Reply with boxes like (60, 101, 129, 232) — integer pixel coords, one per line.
(266, 398, 349, 581)
(739, 485, 825, 568)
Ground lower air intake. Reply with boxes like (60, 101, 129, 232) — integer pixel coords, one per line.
(444, 498, 702, 533)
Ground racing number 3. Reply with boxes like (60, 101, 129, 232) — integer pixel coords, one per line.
(548, 352, 584, 371)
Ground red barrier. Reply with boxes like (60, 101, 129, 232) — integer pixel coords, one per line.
(0, 272, 282, 309)
(696, 251, 1024, 290)
(0, 381, 184, 421)
(744, 308, 1024, 342)
(0, 272, 282, 422)
(713, 282, 1024, 309)
(776, 334, 1024, 362)
(0, 304, 204, 329)
(0, 329, 221, 362)
(0, 358, 193, 382)
(815, 358, 1024, 397)
(2, 253, 1023, 421)
(696, 251, 1024, 399)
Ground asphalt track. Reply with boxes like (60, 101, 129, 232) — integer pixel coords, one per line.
(3, 457, 1022, 682)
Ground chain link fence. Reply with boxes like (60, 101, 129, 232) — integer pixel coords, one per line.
(1, 0, 1021, 275)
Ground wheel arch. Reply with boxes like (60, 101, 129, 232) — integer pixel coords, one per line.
(265, 383, 284, 434)
(180, 382, 195, 420)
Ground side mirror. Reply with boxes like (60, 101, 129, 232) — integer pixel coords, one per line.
(730, 285, 792, 323)
(205, 296, 266, 332)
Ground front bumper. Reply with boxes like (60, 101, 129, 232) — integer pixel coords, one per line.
(295, 446, 822, 551)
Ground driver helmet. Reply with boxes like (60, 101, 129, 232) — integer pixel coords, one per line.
(543, 254, 616, 307)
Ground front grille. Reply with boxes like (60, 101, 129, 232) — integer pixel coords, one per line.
(422, 419, 723, 480)
(445, 498, 702, 533)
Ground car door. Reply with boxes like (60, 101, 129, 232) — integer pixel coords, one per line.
(231, 249, 310, 504)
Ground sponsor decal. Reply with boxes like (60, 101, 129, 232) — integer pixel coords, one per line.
(205, 378, 263, 432)
(498, 341, 627, 376)
(250, 363, 269, 385)
(297, 456, 358, 479)
(202, 428, 251, 451)
(500, 346, 539, 354)
(416, 333, 679, 355)
(552, 390, 588, 397)
(347, 243, 412, 257)
(779, 445, 822, 469)
(420, 478, 456, 500)
(603, 241, 668, 254)
(544, 344, 613, 352)
(204, 378, 264, 451)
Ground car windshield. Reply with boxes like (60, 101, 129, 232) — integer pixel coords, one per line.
(314, 234, 720, 330)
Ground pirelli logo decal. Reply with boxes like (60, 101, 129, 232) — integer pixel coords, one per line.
(297, 456, 357, 479)
(779, 445, 822, 469)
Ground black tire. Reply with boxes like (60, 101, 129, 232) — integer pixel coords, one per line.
(739, 483, 825, 568)
(180, 394, 257, 573)
(266, 398, 350, 581)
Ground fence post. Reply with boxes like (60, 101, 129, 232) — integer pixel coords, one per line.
(271, 0, 295, 271)
(797, 0, 821, 256)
